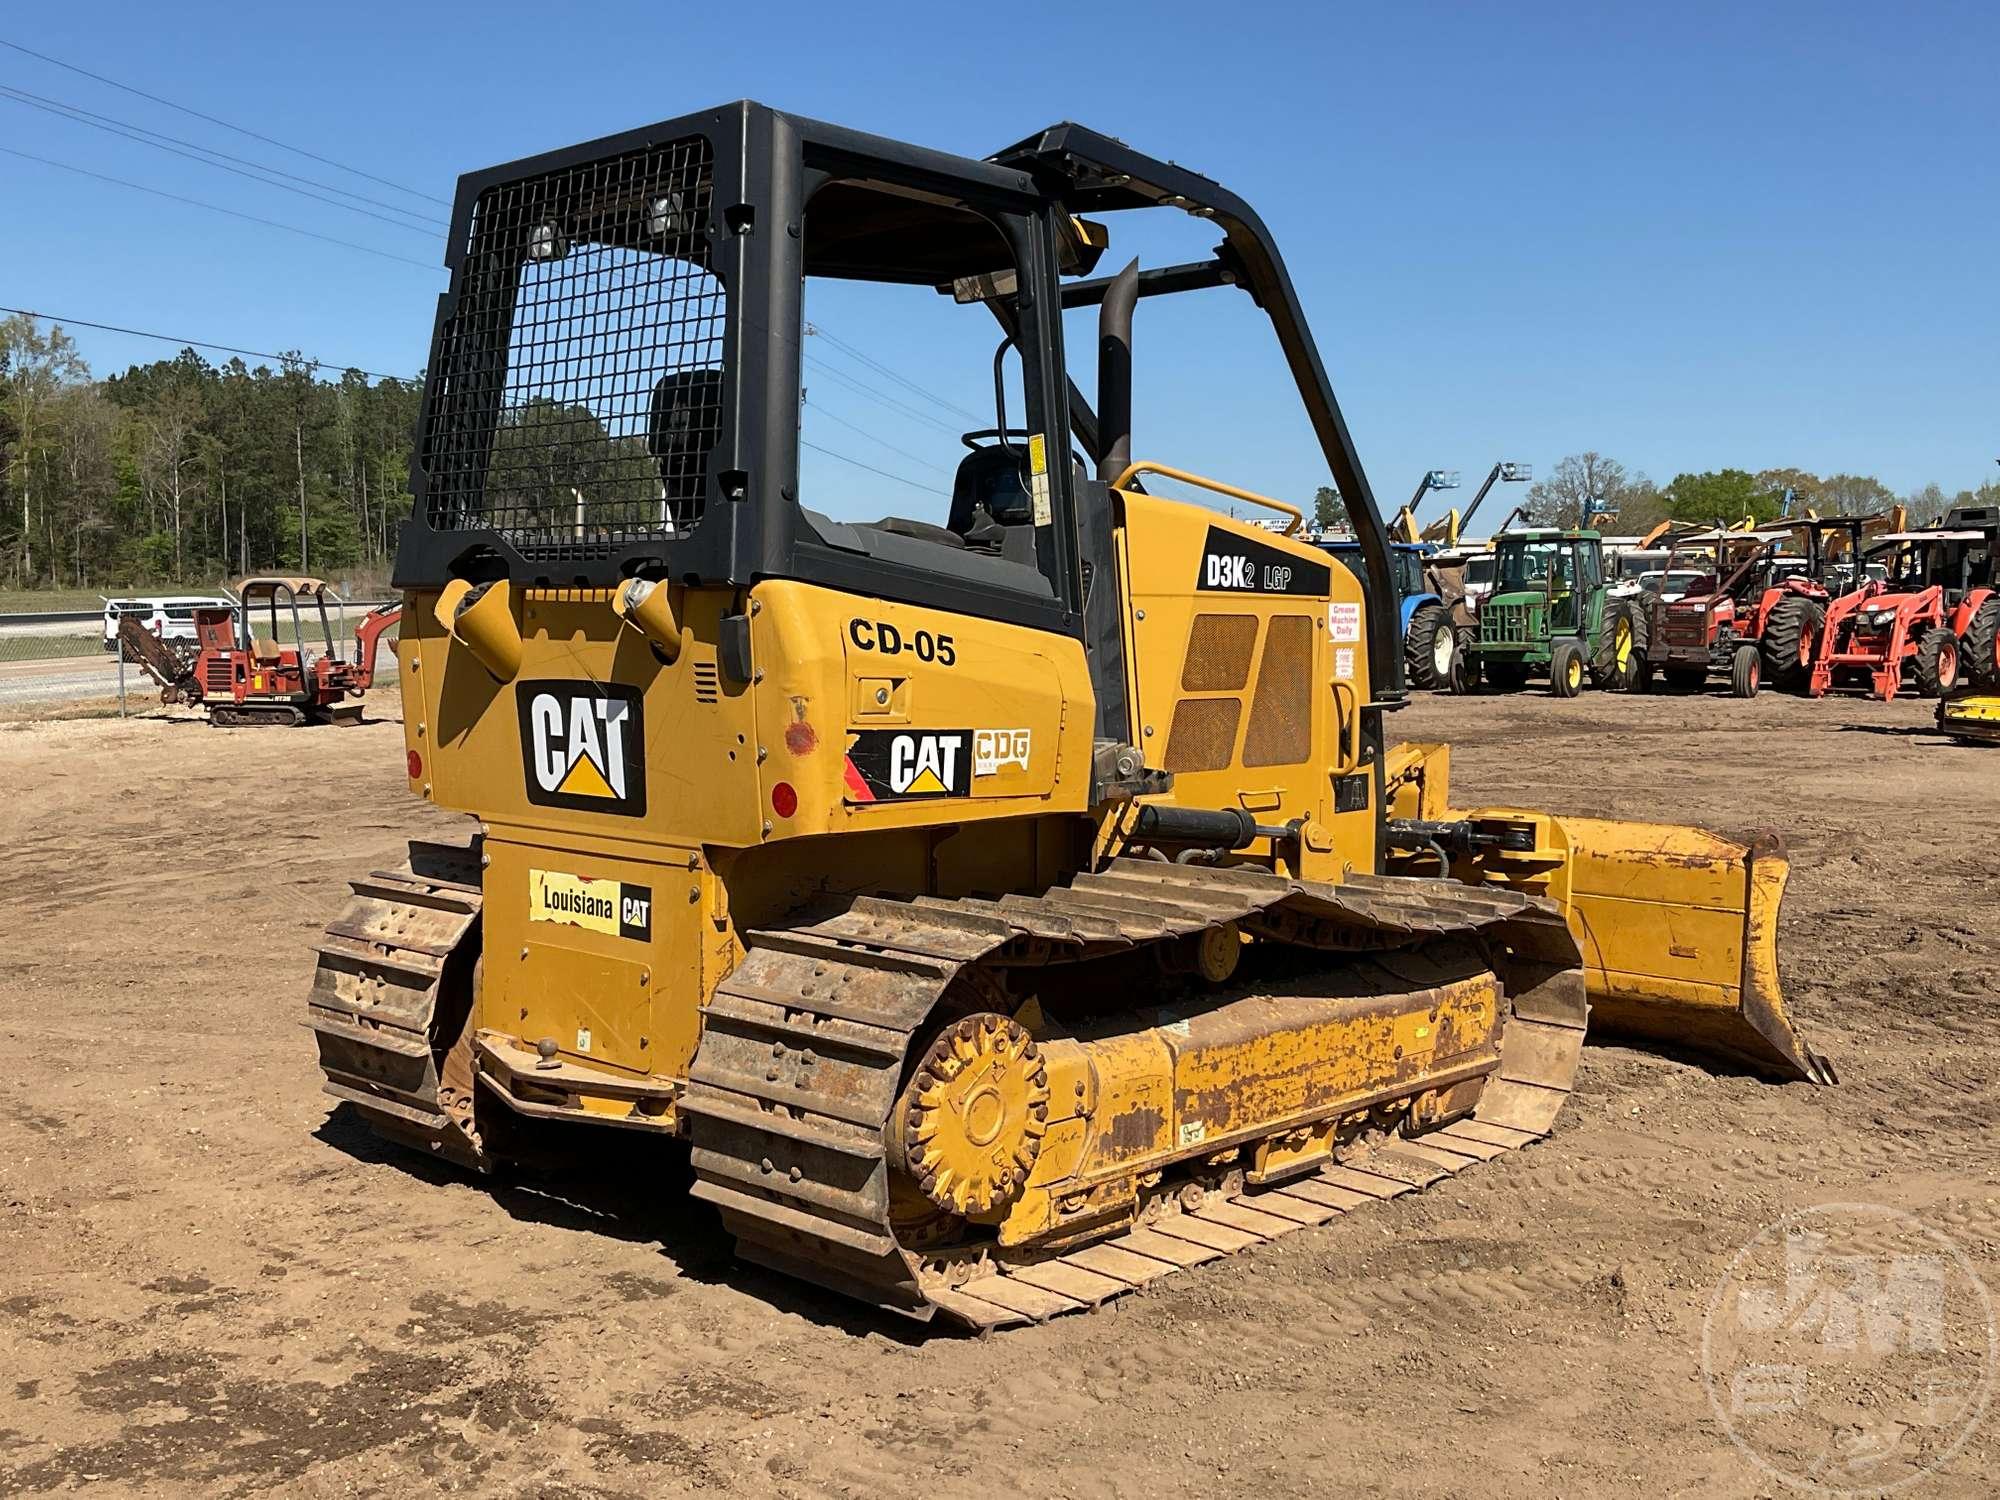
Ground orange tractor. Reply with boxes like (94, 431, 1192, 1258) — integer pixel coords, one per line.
(1809, 507, 1999, 702)
(182, 577, 401, 726)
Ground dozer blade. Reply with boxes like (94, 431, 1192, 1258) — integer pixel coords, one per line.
(1551, 816, 1834, 1085)
(1938, 694, 2000, 745)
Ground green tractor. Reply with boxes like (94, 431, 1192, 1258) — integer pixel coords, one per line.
(1449, 528, 1638, 697)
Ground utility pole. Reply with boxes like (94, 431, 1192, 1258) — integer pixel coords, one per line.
(296, 425, 308, 572)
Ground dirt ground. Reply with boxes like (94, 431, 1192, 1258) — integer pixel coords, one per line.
(3, 684, 1996, 1498)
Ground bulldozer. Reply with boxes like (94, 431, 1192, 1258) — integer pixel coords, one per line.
(310, 103, 1828, 1330)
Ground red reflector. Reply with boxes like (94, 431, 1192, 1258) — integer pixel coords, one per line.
(771, 781, 799, 818)
(407, 750, 423, 780)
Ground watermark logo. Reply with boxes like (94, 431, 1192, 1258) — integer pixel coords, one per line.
(1702, 1203, 1995, 1494)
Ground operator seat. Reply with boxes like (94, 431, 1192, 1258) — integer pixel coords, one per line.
(647, 369, 725, 527)
(946, 443, 1036, 552)
(866, 443, 1036, 553)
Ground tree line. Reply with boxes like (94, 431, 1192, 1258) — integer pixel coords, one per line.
(1520, 451, 1998, 534)
(8, 308, 1995, 590)
(1, 314, 422, 591)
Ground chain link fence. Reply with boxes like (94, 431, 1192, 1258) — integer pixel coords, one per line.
(0, 603, 400, 716)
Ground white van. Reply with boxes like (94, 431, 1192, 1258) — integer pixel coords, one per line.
(102, 594, 237, 652)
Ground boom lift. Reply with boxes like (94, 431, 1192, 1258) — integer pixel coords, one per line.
(1387, 469, 1460, 543)
(309, 104, 1827, 1329)
(1417, 461, 1531, 551)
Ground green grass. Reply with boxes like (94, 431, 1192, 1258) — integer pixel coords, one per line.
(0, 588, 114, 613)
(0, 634, 107, 662)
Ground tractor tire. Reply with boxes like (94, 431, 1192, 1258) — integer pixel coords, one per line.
(1593, 599, 1646, 690)
(1447, 638, 1482, 694)
(1760, 595, 1824, 693)
(1664, 665, 1708, 693)
(1550, 640, 1586, 698)
(1915, 629, 1960, 698)
(1730, 642, 1762, 698)
(1404, 603, 1452, 691)
(1964, 599, 2000, 689)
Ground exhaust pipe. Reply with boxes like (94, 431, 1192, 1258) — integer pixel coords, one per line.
(1096, 258, 1139, 483)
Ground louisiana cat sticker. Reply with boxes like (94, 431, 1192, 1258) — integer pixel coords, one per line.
(518, 681, 646, 816)
(528, 869, 653, 942)
(843, 730, 972, 802)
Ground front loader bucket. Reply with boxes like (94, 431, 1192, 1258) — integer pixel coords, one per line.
(1554, 817, 1834, 1084)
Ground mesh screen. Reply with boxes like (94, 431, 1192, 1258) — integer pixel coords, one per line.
(1181, 613, 1259, 692)
(421, 136, 724, 559)
(1163, 696, 1242, 773)
(1243, 615, 1314, 767)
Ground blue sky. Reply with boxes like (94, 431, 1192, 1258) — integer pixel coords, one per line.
(2, 1, 1994, 525)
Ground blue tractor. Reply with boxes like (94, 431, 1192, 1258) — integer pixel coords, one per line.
(1321, 539, 1455, 689)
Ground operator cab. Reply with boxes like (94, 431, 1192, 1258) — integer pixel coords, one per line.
(401, 102, 1405, 732)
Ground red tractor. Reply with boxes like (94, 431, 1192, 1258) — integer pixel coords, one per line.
(183, 576, 401, 726)
(1809, 507, 1999, 702)
(1628, 518, 1865, 696)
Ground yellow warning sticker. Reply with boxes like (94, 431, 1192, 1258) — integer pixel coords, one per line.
(1028, 434, 1053, 526)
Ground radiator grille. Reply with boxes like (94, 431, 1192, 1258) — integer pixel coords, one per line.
(421, 136, 724, 559)
(1481, 602, 1533, 646)
(1243, 614, 1313, 767)
(202, 657, 233, 694)
(692, 662, 720, 704)
(1181, 613, 1259, 691)
(1662, 608, 1709, 646)
(1163, 697, 1242, 772)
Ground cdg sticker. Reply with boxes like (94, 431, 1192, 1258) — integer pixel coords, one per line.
(843, 730, 972, 802)
(517, 681, 647, 816)
(974, 728, 1032, 777)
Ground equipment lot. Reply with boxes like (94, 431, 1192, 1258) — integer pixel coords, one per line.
(1, 689, 1994, 1498)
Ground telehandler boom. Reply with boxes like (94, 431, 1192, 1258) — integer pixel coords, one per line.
(311, 103, 1826, 1328)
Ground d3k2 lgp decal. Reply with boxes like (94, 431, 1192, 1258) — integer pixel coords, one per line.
(518, 681, 647, 816)
(1195, 524, 1332, 596)
(843, 730, 973, 802)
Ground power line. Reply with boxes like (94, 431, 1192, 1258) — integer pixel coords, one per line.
(804, 354, 963, 435)
(0, 305, 412, 382)
(0, 83, 446, 231)
(0, 146, 442, 272)
(805, 321, 985, 425)
(0, 86, 445, 238)
(800, 439, 935, 496)
(0, 36, 448, 207)
(802, 397, 951, 476)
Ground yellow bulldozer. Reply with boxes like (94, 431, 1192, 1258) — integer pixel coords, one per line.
(310, 104, 1828, 1329)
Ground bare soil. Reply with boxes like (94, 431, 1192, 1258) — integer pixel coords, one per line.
(3, 685, 1995, 1498)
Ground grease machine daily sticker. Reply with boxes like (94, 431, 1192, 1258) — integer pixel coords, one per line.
(518, 681, 646, 816)
(528, 869, 653, 942)
(843, 730, 973, 801)
(1195, 525, 1332, 596)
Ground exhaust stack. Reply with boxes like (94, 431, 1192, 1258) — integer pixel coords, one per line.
(1096, 258, 1139, 483)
